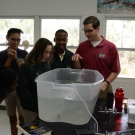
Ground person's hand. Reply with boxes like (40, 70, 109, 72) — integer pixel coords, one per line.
(100, 81, 109, 93)
(7, 49, 16, 59)
(14, 51, 17, 59)
(72, 54, 83, 61)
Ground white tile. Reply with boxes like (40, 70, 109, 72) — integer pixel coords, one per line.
(0, 110, 22, 135)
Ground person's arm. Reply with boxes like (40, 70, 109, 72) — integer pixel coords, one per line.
(16, 64, 38, 110)
(73, 61, 82, 69)
(72, 54, 82, 69)
(100, 43, 121, 92)
(5, 49, 15, 67)
(100, 71, 120, 92)
(14, 50, 22, 67)
(14, 57, 21, 67)
(105, 72, 120, 84)
(5, 58, 12, 67)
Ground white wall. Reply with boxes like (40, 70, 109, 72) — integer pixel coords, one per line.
(0, 0, 135, 98)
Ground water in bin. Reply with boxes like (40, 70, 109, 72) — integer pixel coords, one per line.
(35, 68, 104, 125)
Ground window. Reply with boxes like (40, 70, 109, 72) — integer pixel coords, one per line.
(0, 17, 80, 53)
(41, 18, 80, 47)
(106, 18, 135, 78)
(0, 18, 34, 51)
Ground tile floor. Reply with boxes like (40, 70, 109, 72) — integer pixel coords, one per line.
(0, 109, 21, 135)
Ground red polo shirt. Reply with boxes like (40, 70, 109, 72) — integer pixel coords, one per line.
(76, 36, 121, 79)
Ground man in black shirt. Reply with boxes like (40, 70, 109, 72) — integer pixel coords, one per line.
(51, 29, 74, 69)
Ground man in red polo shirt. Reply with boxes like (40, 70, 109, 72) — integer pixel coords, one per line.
(72, 16, 120, 98)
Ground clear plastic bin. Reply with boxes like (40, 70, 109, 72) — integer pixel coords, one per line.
(35, 68, 104, 125)
(128, 99, 135, 124)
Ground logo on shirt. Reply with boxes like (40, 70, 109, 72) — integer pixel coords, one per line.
(99, 53, 106, 58)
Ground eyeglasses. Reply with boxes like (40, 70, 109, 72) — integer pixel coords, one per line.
(82, 29, 95, 34)
(9, 38, 21, 42)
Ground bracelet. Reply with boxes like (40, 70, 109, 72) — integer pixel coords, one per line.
(104, 80, 110, 85)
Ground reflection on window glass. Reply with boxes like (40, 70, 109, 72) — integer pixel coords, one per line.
(0, 19, 34, 44)
(41, 19, 80, 46)
(106, 20, 135, 48)
(118, 50, 135, 78)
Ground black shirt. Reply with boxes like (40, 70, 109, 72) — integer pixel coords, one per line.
(0, 48, 28, 74)
(51, 47, 74, 70)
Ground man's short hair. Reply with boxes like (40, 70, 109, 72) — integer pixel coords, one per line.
(6, 28, 23, 37)
(55, 29, 68, 37)
(83, 16, 100, 29)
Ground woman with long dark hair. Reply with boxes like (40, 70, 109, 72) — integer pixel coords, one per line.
(17, 38, 53, 122)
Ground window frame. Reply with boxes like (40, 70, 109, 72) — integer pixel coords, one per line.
(40, 16, 81, 47)
(0, 16, 35, 47)
(0, 16, 80, 52)
(105, 16, 135, 79)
